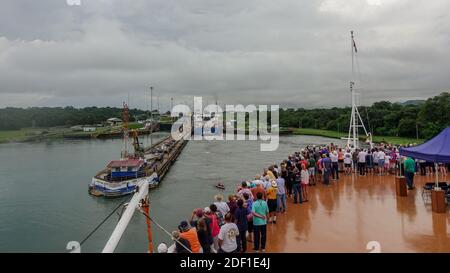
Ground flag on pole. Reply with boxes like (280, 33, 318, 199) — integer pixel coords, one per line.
(352, 38, 358, 53)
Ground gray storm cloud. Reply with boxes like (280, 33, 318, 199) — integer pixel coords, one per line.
(0, 0, 449, 110)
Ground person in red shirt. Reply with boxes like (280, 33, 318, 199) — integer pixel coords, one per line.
(203, 207, 220, 252)
(250, 183, 267, 201)
(300, 157, 308, 169)
(338, 148, 344, 172)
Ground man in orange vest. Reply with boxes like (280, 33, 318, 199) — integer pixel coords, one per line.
(179, 221, 202, 253)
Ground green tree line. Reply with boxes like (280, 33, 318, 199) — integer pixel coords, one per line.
(0, 106, 149, 130)
(279, 92, 449, 140)
(0, 92, 448, 140)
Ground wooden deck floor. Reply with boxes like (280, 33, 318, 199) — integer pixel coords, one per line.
(257, 173, 450, 253)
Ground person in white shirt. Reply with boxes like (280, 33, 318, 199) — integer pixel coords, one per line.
(330, 151, 339, 180)
(384, 154, 391, 174)
(344, 150, 353, 175)
(252, 175, 263, 187)
(262, 176, 271, 190)
(218, 213, 239, 253)
(373, 150, 379, 173)
(358, 149, 368, 176)
(300, 164, 310, 202)
(276, 176, 287, 213)
(214, 194, 230, 216)
(377, 150, 386, 175)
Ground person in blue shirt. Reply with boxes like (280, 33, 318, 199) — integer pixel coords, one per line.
(292, 168, 303, 204)
(234, 199, 248, 253)
(366, 150, 374, 175)
(321, 154, 332, 185)
(242, 193, 254, 243)
(252, 192, 269, 252)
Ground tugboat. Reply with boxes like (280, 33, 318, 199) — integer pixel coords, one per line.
(89, 103, 189, 197)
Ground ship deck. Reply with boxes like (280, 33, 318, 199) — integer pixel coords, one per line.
(260, 174, 450, 253)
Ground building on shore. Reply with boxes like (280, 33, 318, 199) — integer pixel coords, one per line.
(106, 118, 122, 126)
(83, 126, 97, 132)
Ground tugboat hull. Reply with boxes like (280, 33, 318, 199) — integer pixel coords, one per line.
(89, 174, 159, 197)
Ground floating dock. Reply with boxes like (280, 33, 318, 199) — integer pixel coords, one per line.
(145, 135, 188, 187)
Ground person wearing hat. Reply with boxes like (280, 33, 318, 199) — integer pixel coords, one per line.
(178, 221, 202, 253)
(189, 208, 213, 248)
(172, 230, 192, 253)
(266, 180, 278, 223)
(190, 208, 207, 229)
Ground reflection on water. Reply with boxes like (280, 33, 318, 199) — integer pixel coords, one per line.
(266, 174, 450, 253)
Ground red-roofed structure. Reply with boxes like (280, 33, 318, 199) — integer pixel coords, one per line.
(107, 159, 144, 168)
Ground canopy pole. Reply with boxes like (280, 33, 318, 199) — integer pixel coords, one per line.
(435, 163, 440, 190)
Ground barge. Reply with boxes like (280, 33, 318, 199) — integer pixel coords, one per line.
(88, 103, 188, 197)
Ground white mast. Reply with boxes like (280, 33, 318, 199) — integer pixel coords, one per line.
(102, 179, 150, 253)
(347, 31, 372, 149)
(348, 81, 357, 149)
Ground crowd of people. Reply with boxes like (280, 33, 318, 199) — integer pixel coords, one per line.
(157, 142, 449, 254)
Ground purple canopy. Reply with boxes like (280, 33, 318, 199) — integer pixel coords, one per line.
(399, 126, 450, 163)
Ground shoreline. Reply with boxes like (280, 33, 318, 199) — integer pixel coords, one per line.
(0, 128, 166, 144)
(291, 128, 424, 145)
(1, 127, 422, 146)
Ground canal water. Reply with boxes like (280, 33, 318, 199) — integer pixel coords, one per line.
(0, 133, 344, 252)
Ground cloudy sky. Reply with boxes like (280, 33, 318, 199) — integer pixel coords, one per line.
(0, 0, 449, 110)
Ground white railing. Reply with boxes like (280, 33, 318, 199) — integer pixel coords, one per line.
(102, 180, 149, 253)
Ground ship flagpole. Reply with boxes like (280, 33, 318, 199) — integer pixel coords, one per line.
(150, 86, 154, 146)
(346, 30, 373, 149)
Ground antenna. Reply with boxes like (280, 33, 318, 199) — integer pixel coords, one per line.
(121, 102, 129, 159)
(351, 30, 355, 80)
(150, 86, 153, 120)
